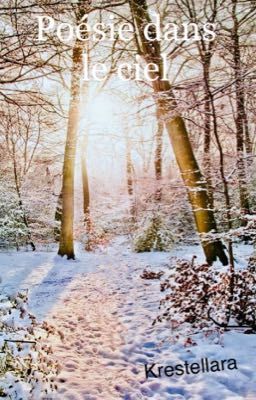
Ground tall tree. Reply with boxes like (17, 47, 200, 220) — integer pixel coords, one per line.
(58, 2, 90, 259)
(230, 0, 252, 217)
(58, 40, 83, 259)
(129, 0, 228, 265)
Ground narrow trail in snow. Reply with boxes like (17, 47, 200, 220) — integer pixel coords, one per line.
(53, 268, 132, 400)
(49, 264, 150, 400)
(47, 243, 173, 400)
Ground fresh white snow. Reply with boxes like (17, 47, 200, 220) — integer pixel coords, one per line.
(0, 240, 255, 399)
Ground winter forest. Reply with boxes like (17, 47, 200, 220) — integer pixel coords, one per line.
(0, 0, 256, 399)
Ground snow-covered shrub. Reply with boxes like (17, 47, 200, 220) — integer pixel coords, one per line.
(209, 268, 256, 330)
(0, 291, 60, 399)
(0, 183, 29, 250)
(132, 214, 175, 252)
(154, 258, 215, 326)
(79, 214, 111, 251)
(154, 258, 256, 333)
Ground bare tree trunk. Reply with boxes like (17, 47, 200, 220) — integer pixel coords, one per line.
(81, 136, 90, 216)
(202, 50, 214, 210)
(154, 116, 163, 202)
(130, 0, 228, 265)
(81, 135, 92, 251)
(58, 40, 83, 259)
(210, 92, 234, 269)
(209, 91, 235, 322)
(244, 110, 252, 155)
(231, 0, 250, 217)
(125, 132, 136, 219)
(54, 190, 62, 242)
(126, 138, 133, 198)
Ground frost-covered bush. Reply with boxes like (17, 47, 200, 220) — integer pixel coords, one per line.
(0, 290, 60, 399)
(154, 258, 256, 333)
(132, 214, 175, 252)
(79, 214, 111, 251)
(0, 186, 29, 250)
(209, 267, 256, 330)
(155, 258, 214, 326)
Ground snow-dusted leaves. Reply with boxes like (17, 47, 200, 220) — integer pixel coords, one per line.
(0, 291, 61, 399)
(154, 257, 256, 335)
(0, 189, 29, 250)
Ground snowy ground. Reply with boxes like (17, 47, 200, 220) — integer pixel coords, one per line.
(0, 240, 255, 400)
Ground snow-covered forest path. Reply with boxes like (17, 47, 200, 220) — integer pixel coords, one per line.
(0, 240, 255, 399)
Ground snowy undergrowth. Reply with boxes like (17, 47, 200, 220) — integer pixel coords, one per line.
(0, 290, 60, 399)
(0, 240, 255, 399)
(154, 257, 256, 335)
